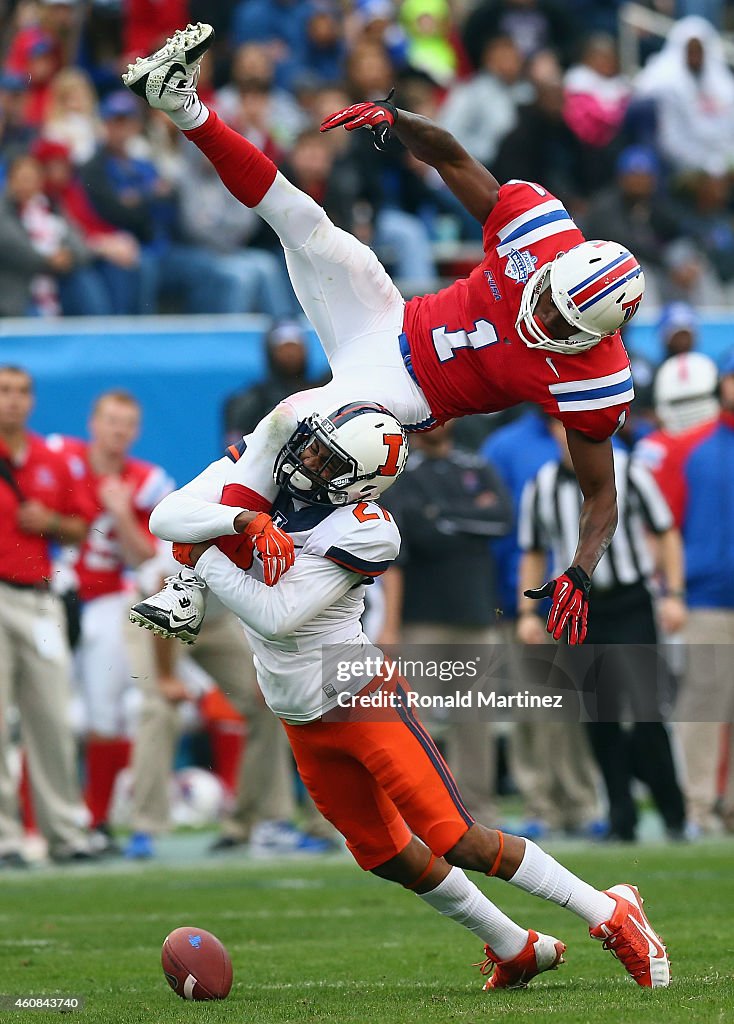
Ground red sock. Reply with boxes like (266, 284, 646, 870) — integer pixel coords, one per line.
(215, 483, 273, 568)
(184, 111, 277, 208)
(19, 754, 36, 833)
(85, 738, 131, 828)
(207, 721, 245, 794)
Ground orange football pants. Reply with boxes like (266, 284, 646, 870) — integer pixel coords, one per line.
(283, 679, 474, 870)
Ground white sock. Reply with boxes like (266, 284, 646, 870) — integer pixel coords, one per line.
(168, 97, 210, 132)
(508, 840, 615, 927)
(418, 867, 529, 960)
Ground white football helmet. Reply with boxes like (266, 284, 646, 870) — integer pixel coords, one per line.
(654, 353, 719, 434)
(274, 401, 409, 506)
(516, 240, 645, 354)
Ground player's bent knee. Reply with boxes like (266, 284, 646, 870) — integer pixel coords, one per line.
(370, 838, 431, 887)
(444, 823, 500, 870)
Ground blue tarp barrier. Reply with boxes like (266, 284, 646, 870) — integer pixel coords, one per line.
(1, 312, 732, 483)
(0, 316, 329, 484)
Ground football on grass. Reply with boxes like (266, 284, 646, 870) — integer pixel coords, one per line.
(161, 926, 233, 1000)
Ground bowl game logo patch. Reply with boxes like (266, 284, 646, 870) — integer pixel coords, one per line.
(504, 248, 538, 284)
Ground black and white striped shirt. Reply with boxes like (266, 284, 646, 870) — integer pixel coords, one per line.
(518, 449, 673, 591)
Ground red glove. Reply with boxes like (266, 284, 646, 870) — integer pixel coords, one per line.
(216, 532, 255, 571)
(524, 565, 591, 646)
(320, 89, 397, 150)
(244, 512, 295, 587)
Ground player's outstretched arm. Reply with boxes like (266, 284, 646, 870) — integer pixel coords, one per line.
(150, 458, 246, 542)
(524, 431, 617, 645)
(392, 110, 500, 222)
(320, 97, 499, 223)
(566, 430, 618, 576)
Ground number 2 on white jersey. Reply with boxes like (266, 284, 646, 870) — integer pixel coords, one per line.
(432, 319, 499, 363)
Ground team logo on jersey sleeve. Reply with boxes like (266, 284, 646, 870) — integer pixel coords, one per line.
(504, 248, 538, 284)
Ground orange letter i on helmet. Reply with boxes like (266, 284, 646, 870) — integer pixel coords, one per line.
(378, 433, 404, 476)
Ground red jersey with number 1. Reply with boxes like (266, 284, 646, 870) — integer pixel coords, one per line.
(48, 435, 173, 600)
(402, 181, 634, 441)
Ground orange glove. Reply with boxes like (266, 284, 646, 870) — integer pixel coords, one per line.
(172, 542, 196, 568)
(243, 512, 295, 587)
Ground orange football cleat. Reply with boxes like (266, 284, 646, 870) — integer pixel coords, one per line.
(590, 883, 670, 988)
(476, 929, 566, 990)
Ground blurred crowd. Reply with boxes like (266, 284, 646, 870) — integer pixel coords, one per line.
(2, 1, 734, 317)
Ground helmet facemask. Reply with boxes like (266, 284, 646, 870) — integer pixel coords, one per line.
(275, 403, 409, 506)
(274, 414, 361, 506)
(516, 260, 603, 354)
(516, 242, 644, 355)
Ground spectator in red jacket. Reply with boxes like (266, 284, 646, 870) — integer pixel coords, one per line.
(32, 138, 144, 314)
(0, 151, 111, 316)
(4, 0, 82, 126)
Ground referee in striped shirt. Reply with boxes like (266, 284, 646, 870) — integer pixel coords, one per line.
(517, 418, 687, 841)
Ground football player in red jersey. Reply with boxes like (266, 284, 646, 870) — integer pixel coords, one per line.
(122, 24, 645, 645)
(49, 391, 174, 852)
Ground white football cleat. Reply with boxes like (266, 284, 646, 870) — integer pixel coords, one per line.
(129, 572, 207, 644)
(121, 22, 214, 111)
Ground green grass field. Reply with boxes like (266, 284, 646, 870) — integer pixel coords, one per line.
(0, 839, 731, 1024)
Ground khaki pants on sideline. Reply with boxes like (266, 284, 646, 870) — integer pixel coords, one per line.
(125, 608, 294, 836)
(0, 582, 88, 855)
(400, 623, 498, 823)
(675, 609, 734, 832)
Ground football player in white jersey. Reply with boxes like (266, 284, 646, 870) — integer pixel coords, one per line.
(131, 400, 670, 991)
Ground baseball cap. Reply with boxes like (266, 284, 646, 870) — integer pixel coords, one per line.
(0, 72, 28, 92)
(100, 90, 140, 120)
(29, 38, 55, 58)
(659, 302, 699, 341)
(268, 321, 306, 347)
(356, 0, 395, 22)
(616, 145, 660, 178)
(31, 137, 72, 163)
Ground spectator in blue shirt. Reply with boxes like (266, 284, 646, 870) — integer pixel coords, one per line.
(654, 350, 734, 835)
(231, 0, 315, 90)
(82, 91, 250, 314)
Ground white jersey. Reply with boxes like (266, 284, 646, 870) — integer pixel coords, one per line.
(149, 451, 400, 723)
